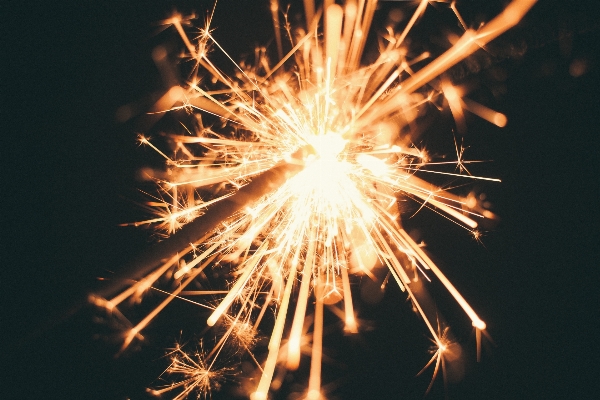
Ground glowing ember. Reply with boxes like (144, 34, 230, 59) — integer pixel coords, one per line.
(94, 1, 536, 398)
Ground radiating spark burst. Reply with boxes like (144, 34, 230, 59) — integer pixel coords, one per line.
(149, 342, 235, 400)
(94, 0, 536, 398)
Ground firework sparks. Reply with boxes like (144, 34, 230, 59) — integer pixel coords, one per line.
(94, 0, 536, 398)
(149, 342, 235, 400)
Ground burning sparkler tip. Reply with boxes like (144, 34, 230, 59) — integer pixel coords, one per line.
(107, 0, 535, 397)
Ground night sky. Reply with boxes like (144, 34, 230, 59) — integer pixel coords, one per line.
(4, 1, 599, 399)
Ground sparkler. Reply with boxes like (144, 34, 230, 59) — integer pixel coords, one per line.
(94, 0, 536, 398)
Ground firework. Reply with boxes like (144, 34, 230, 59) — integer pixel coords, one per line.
(93, 0, 536, 398)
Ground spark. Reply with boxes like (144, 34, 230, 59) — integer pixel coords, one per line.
(418, 322, 456, 396)
(96, 0, 536, 398)
(149, 342, 234, 400)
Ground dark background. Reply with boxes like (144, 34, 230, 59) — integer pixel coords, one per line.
(4, 1, 599, 399)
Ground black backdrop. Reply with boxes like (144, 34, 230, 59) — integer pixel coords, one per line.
(4, 1, 599, 399)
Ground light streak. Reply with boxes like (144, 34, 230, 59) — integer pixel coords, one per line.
(96, 1, 536, 398)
